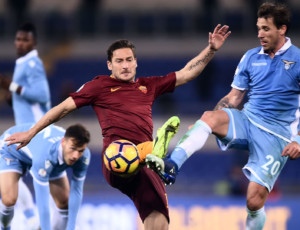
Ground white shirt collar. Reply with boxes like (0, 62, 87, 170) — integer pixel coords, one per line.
(16, 49, 38, 65)
(58, 142, 64, 165)
(258, 37, 291, 55)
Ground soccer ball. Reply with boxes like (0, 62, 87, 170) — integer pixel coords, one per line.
(104, 139, 140, 175)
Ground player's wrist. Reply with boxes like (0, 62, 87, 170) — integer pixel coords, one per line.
(293, 135, 300, 145)
(9, 82, 19, 92)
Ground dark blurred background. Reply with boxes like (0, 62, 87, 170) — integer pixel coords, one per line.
(1, 0, 300, 229)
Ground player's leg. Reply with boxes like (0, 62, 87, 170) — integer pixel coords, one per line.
(146, 109, 230, 184)
(103, 163, 169, 230)
(246, 182, 268, 230)
(0, 172, 21, 230)
(17, 179, 40, 230)
(243, 125, 288, 230)
(144, 210, 168, 230)
(49, 175, 70, 230)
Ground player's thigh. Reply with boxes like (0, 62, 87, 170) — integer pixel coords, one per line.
(49, 175, 70, 209)
(0, 152, 23, 205)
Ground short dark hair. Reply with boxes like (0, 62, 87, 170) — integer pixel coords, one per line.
(107, 39, 136, 62)
(65, 124, 90, 146)
(17, 22, 38, 41)
(258, 2, 291, 34)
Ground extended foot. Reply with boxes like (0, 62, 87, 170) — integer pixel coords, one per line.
(152, 116, 180, 158)
(146, 154, 178, 185)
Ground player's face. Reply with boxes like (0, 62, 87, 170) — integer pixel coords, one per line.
(61, 137, 87, 165)
(14, 31, 36, 58)
(257, 17, 286, 55)
(107, 48, 137, 82)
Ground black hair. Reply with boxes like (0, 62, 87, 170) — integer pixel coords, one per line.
(17, 22, 38, 41)
(65, 124, 90, 146)
(258, 2, 291, 34)
(107, 39, 136, 62)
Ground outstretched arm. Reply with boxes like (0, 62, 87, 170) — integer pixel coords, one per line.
(5, 96, 76, 149)
(175, 24, 231, 87)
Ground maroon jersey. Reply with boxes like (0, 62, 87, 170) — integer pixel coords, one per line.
(70, 73, 176, 148)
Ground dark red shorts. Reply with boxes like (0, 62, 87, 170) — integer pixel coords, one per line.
(102, 159, 169, 222)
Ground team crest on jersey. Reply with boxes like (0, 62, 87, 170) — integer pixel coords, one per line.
(45, 160, 52, 169)
(282, 59, 296, 70)
(38, 168, 47, 177)
(139, 86, 147, 94)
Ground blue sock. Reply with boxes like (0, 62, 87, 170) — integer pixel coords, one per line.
(170, 147, 188, 168)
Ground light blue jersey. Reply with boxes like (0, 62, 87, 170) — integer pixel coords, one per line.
(0, 124, 91, 230)
(232, 38, 300, 141)
(12, 50, 51, 125)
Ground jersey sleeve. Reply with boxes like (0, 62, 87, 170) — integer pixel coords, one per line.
(67, 149, 90, 229)
(21, 58, 50, 103)
(147, 72, 176, 99)
(33, 178, 51, 230)
(69, 77, 101, 108)
(231, 52, 251, 90)
(67, 178, 85, 230)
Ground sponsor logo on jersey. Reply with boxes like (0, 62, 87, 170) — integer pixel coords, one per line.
(38, 168, 47, 177)
(111, 87, 121, 92)
(251, 62, 267, 66)
(282, 59, 296, 70)
(139, 86, 147, 94)
(45, 160, 52, 169)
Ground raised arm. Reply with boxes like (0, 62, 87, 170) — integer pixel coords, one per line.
(175, 24, 231, 87)
(5, 96, 77, 149)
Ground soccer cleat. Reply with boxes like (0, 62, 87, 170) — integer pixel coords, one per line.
(146, 154, 178, 185)
(152, 116, 180, 159)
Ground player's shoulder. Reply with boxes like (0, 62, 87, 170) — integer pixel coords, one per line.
(246, 47, 261, 57)
(287, 45, 300, 58)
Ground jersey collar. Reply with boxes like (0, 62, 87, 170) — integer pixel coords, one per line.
(58, 143, 64, 165)
(16, 49, 38, 65)
(258, 37, 291, 56)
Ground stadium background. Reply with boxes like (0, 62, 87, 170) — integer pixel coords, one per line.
(0, 0, 300, 229)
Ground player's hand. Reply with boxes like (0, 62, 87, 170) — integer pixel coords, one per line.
(0, 75, 11, 90)
(281, 141, 300, 160)
(5, 131, 33, 150)
(209, 24, 231, 51)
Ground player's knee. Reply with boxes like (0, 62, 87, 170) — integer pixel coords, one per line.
(56, 199, 68, 210)
(201, 111, 223, 130)
(1, 195, 17, 207)
(246, 198, 263, 211)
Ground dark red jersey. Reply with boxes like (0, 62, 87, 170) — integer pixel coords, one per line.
(70, 73, 176, 149)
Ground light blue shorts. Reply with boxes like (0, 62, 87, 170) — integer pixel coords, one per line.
(217, 109, 289, 192)
(0, 150, 28, 175)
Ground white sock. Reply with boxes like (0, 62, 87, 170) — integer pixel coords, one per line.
(52, 206, 68, 230)
(0, 200, 14, 229)
(171, 120, 212, 169)
(246, 207, 266, 230)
